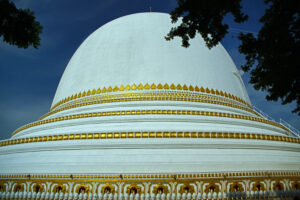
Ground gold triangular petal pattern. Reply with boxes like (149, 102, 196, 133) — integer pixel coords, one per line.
(163, 83, 169, 89)
(200, 87, 205, 92)
(49, 83, 250, 112)
(138, 83, 143, 90)
(170, 83, 176, 90)
(183, 84, 188, 90)
(151, 83, 156, 89)
(131, 84, 137, 90)
(125, 84, 131, 91)
(176, 84, 182, 90)
(144, 83, 150, 89)
(157, 83, 163, 89)
(113, 86, 118, 92)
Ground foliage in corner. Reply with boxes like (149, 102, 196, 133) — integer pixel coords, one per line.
(167, 0, 300, 115)
(0, 0, 43, 49)
(238, 0, 300, 115)
(165, 0, 247, 48)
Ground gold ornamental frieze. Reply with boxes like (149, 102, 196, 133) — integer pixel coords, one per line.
(12, 109, 290, 136)
(0, 172, 299, 199)
(50, 83, 251, 111)
(2, 131, 300, 148)
(42, 90, 258, 120)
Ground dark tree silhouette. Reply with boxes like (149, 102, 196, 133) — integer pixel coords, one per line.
(0, 0, 42, 48)
(167, 0, 300, 115)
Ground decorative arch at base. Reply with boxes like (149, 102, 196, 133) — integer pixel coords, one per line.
(0, 171, 299, 199)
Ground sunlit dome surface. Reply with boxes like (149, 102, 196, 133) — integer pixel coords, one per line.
(52, 12, 250, 107)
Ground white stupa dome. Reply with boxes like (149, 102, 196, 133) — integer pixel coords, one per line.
(0, 13, 299, 199)
(52, 12, 250, 107)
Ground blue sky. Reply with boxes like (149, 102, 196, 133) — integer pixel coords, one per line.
(0, 0, 299, 140)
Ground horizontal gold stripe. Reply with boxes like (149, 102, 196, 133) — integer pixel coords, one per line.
(0, 171, 299, 180)
(56, 90, 249, 111)
(3, 132, 300, 148)
(51, 83, 251, 111)
(41, 91, 259, 120)
(12, 110, 289, 136)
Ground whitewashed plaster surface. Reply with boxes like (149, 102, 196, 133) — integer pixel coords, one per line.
(0, 139, 299, 174)
(52, 13, 250, 106)
(1, 13, 299, 175)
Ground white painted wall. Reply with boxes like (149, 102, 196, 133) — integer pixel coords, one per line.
(0, 139, 299, 174)
(52, 13, 250, 107)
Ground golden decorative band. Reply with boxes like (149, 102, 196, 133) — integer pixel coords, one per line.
(3, 132, 300, 148)
(56, 90, 248, 111)
(0, 171, 299, 180)
(50, 83, 252, 111)
(41, 90, 259, 120)
(12, 109, 289, 136)
(0, 172, 299, 199)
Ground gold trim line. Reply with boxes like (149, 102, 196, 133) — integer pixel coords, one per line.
(12, 110, 289, 136)
(3, 132, 300, 148)
(0, 171, 299, 180)
(50, 83, 252, 111)
(42, 90, 259, 120)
